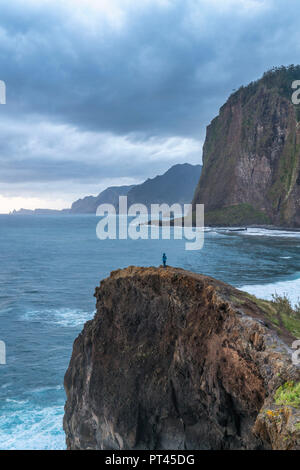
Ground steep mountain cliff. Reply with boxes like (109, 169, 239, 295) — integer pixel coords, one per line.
(64, 266, 300, 450)
(193, 65, 300, 227)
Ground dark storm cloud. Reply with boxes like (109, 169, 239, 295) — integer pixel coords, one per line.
(1, 0, 299, 138)
(1, 0, 300, 203)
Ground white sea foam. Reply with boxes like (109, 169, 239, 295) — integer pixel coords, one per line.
(1, 383, 12, 389)
(21, 308, 95, 328)
(240, 277, 300, 306)
(236, 227, 300, 238)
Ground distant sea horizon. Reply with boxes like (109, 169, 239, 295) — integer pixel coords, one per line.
(0, 214, 300, 449)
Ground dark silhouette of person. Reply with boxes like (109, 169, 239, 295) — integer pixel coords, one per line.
(162, 253, 167, 268)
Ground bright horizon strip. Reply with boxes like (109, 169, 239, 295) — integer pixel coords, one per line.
(0, 195, 69, 214)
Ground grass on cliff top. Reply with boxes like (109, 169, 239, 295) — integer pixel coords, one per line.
(236, 292, 300, 338)
(275, 381, 300, 409)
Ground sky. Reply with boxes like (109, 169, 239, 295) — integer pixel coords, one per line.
(0, 0, 300, 213)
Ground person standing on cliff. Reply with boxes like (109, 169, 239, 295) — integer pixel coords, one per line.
(162, 253, 167, 268)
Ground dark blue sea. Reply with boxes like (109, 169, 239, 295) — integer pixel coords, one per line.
(0, 214, 300, 449)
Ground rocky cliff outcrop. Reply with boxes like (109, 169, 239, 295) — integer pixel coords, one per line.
(64, 266, 300, 450)
(70, 163, 202, 214)
(192, 65, 300, 227)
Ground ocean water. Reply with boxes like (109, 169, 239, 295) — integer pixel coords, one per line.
(0, 215, 300, 450)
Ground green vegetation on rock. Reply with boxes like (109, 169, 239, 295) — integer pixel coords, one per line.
(268, 132, 300, 221)
(270, 293, 300, 337)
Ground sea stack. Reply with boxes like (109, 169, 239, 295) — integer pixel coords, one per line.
(64, 266, 300, 450)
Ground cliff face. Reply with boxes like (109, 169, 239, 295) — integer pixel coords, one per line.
(64, 266, 299, 450)
(193, 66, 300, 227)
